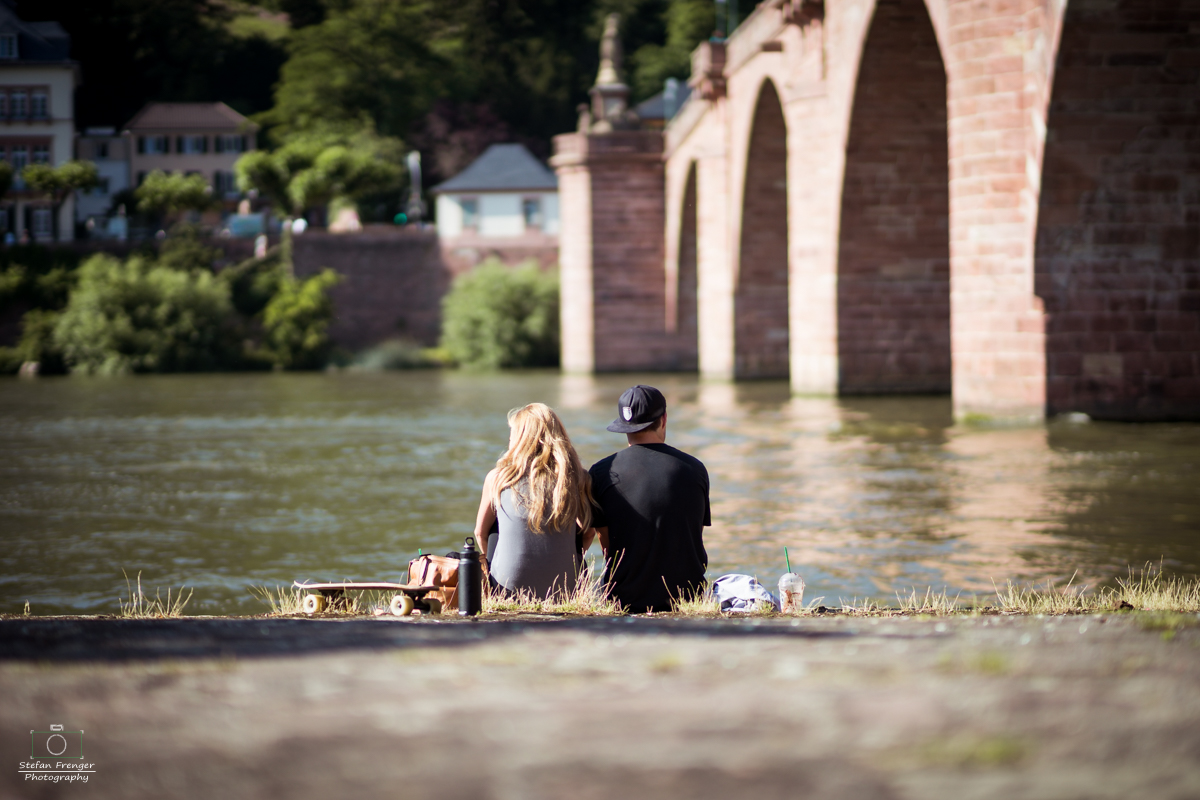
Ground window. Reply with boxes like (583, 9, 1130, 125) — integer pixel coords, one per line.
(460, 198, 478, 230)
(176, 135, 207, 154)
(30, 91, 47, 119)
(0, 34, 16, 60)
(214, 135, 246, 153)
(136, 171, 147, 186)
(91, 177, 110, 195)
(32, 208, 52, 240)
(10, 90, 26, 119)
(94, 141, 108, 160)
(522, 197, 543, 230)
(138, 135, 169, 154)
(214, 171, 238, 196)
(0, 93, 7, 119)
(32, 144, 49, 164)
(11, 146, 27, 188)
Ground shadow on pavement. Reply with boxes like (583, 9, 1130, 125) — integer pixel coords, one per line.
(0, 615, 866, 662)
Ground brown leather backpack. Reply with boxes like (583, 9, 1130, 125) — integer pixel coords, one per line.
(408, 552, 489, 610)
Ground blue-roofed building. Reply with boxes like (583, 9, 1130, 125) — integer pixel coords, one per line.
(431, 143, 559, 240)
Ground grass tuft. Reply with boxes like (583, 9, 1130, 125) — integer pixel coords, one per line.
(483, 565, 624, 616)
(119, 571, 192, 619)
(249, 585, 306, 615)
(669, 589, 720, 616)
(992, 563, 1200, 615)
(897, 587, 964, 615)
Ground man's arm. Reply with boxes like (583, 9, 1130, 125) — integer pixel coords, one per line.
(584, 526, 609, 558)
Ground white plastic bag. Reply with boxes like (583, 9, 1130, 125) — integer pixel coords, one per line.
(712, 574, 780, 613)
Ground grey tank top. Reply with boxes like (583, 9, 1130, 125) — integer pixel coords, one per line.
(488, 487, 578, 598)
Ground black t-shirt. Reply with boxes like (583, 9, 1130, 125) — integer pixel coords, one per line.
(589, 443, 710, 613)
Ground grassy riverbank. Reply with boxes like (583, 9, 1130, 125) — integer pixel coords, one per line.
(186, 564, 1200, 619)
(7, 564, 1194, 623)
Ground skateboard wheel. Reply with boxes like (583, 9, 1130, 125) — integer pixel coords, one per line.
(391, 594, 414, 617)
(303, 594, 326, 615)
(426, 598, 442, 615)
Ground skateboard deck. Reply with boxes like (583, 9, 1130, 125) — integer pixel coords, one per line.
(293, 581, 443, 616)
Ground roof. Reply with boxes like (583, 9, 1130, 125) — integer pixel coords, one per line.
(432, 144, 557, 194)
(635, 84, 693, 121)
(123, 102, 258, 132)
(0, 4, 71, 62)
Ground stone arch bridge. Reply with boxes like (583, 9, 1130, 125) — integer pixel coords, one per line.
(552, 0, 1200, 420)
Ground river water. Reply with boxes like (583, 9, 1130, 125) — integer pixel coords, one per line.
(2, 371, 1197, 615)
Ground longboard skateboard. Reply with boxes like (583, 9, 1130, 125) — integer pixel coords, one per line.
(293, 581, 442, 616)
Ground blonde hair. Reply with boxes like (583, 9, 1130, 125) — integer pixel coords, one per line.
(492, 403, 593, 534)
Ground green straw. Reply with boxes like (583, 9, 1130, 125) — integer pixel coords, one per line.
(418, 548, 422, 556)
(784, 547, 791, 573)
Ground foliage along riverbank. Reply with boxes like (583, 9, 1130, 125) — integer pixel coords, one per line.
(0, 232, 561, 376)
(0, 230, 337, 375)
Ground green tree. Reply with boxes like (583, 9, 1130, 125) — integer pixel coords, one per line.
(626, 0, 714, 101)
(135, 170, 216, 221)
(235, 126, 403, 218)
(261, 268, 340, 369)
(24, 0, 286, 131)
(259, 1, 457, 142)
(21, 161, 101, 241)
(440, 259, 559, 369)
(54, 253, 236, 374)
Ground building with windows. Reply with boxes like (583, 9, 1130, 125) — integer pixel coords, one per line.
(74, 126, 129, 235)
(123, 102, 257, 203)
(432, 143, 559, 274)
(0, 3, 77, 241)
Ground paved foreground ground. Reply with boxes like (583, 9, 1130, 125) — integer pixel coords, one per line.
(1, 613, 1198, 799)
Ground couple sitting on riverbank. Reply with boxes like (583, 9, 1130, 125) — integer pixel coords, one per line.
(471, 385, 710, 614)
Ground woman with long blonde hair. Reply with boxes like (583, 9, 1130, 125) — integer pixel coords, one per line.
(472, 403, 593, 598)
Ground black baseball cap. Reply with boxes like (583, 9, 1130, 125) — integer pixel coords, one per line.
(607, 385, 667, 433)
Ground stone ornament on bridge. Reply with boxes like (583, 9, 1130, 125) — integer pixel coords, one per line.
(689, 40, 727, 101)
(781, 0, 824, 27)
(588, 14, 640, 134)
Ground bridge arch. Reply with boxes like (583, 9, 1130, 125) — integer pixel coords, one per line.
(736, 78, 790, 380)
(836, 0, 951, 394)
(665, 160, 700, 370)
(1034, 0, 1200, 420)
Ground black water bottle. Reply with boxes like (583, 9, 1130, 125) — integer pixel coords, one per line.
(458, 536, 482, 617)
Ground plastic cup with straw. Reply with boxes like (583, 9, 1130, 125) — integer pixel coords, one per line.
(778, 546, 804, 613)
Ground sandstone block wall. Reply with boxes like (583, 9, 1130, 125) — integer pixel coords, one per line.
(837, 0, 952, 394)
(292, 230, 450, 351)
(1034, 0, 1200, 420)
(553, 131, 694, 372)
(675, 165, 700, 372)
(737, 81, 791, 380)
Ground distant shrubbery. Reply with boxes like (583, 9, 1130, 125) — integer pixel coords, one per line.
(55, 254, 235, 374)
(0, 232, 341, 375)
(440, 258, 559, 369)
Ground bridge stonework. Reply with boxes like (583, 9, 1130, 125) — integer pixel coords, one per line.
(553, 0, 1200, 420)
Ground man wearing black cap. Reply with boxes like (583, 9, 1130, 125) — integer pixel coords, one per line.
(586, 385, 710, 613)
